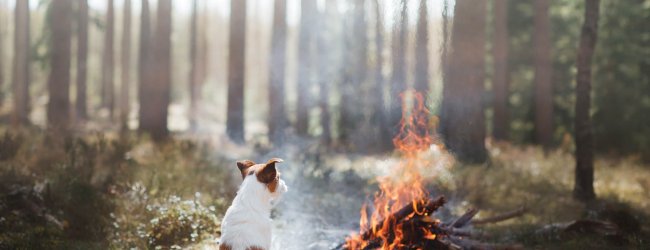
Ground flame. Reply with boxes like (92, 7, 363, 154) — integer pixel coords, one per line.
(344, 90, 443, 249)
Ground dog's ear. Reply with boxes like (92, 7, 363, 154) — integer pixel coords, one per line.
(236, 160, 256, 179)
(257, 158, 283, 184)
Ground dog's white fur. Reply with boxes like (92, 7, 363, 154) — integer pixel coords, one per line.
(219, 173, 288, 250)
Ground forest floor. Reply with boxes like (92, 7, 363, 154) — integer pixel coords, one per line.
(0, 128, 648, 249)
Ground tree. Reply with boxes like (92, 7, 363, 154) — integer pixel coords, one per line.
(0, 0, 5, 109)
(339, 0, 368, 146)
(47, 0, 72, 131)
(492, 0, 509, 141)
(120, 0, 132, 130)
(388, 0, 408, 136)
(189, 0, 199, 130)
(440, 0, 488, 164)
(268, 0, 288, 144)
(138, 0, 151, 134)
(414, 0, 429, 103)
(12, 0, 30, 126)
(316, 1, 332, 145)
(533, 0, 553, 149)
(226, 0, 247, 143)
(372, 0, 392, 151)
(574, 0, 600, 202)
(76, 0, 89, 120)
(102, 0, 115, 118)
(296, 0, 316, 136)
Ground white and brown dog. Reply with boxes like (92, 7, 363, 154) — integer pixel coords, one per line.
(219, 158, 288, 250)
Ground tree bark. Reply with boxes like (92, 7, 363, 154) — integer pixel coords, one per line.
(189, 0, 199, 130)
(414, 0, 429, 103)
(440, 0, 488, 164)
(12, 0, 30, 126)
(574, 0, 600, 202)
(227, 0, 247, 143)
(0, 0, 5, 109)
(102, 0, 115, 118)
(76, 0, 89, 121)
(296, 0, 316, 136)
(120, 0, 132, 130)
(373, 0, 391, 151)
(492, 0, 509, 141)
(47, 0, 72, 131)
(268, 0, 288, 144)
(317, 1, 333, 146)
(388, 0, 408, 139)
(137, 0, 151, 134)
(149, 0, 172, 140)
(533, 0, 553, 149)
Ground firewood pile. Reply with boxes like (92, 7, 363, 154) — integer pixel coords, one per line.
(333, 196, 525, 250)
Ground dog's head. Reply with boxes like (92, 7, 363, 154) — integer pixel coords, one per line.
(236, 158, 288, 197)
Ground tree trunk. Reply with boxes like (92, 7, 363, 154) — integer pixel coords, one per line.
(339, 0, 368, 147)
(296, 0, 316, 136)
(317, 1, 334, 146)
(533, 0, 553, 149)
(0, 0, 5, 109)
(76, 0, 89, 121)
(189, 0, 199, 130)
(12, 0, 30, 126)
(492, 0, 509, 141)
(120, 0, 132, 130)
(373, 0, 392, 151)
(414, 0, 429, 103)
(389, 0, 408, 138)
(440, 0, 488, 164)
(102, 0, 115, 118)
(47, 0, 72, 131)
(137, 0, 151, 134)
(574, 0, 600, 202)
(227, 0, 247, 143)
(268, 0, 288, 144)
(148, 0, 172, 140)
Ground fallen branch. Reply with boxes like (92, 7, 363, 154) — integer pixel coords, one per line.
(473, 206, 527, 225)
(450, 207, 479, 228)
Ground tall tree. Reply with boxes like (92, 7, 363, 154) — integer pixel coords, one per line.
(189, 0, 199, 130)
(440, 0, 488, 164)
(372, 0, 392, 151)
(0, 0, 5, 108)
(296, 0, 316, 136)
(226, 0, 247, 143)
(414, 0, 429, 102)
(120, 0, 132, 129)
(316, 0, 339, 146)
(533, 0, 553, 149)
(138, 0, 151, 134)
(388, 0, 408, 136)
(11, 0, 30, 126)
(574, 0, 600, 201)
(144, 0, 172, 140)
(268, 0, 288, 144)
(492, 0, 509, 141)
(102, 0, 115, 118)
(339, 0, 368, 146)
(47, 0, 72, 131)
(76, 0, 89, 120)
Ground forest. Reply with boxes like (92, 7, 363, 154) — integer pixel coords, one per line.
(0, 0, 649, 249)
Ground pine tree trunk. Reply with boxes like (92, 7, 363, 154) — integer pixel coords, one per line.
(120, 0, 132, 130)
(414, 0, 429, 103)
(76, 0, 89, 121)
(102, 0, 115, 118)
(148, 0, 172, 140)
(137, 0, 151, 134)
(0, 0, 5, 109)
(440, 0, 488, 164)
(296, 0, 316, 136)
(533, 0, 553, 149)
(574, 0, 600, 202)
(268, 0, 288, 144)
(317, 2, 332, 146)
(492, 0, 510, 141)
(373, 0, 392, 151)
(189, 0, 199, 130)
(226, 0, 247, 143)
(12, 0, 30, 126)
(47, 0, 72, 131)
(388, 0, 408, 138)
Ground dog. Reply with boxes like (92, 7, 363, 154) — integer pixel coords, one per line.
(219, 158, 288, 250)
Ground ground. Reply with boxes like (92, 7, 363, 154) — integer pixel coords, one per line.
(0, 129, 648, 249)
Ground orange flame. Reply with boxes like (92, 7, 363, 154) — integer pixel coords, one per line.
(344, 90, 442, 249)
